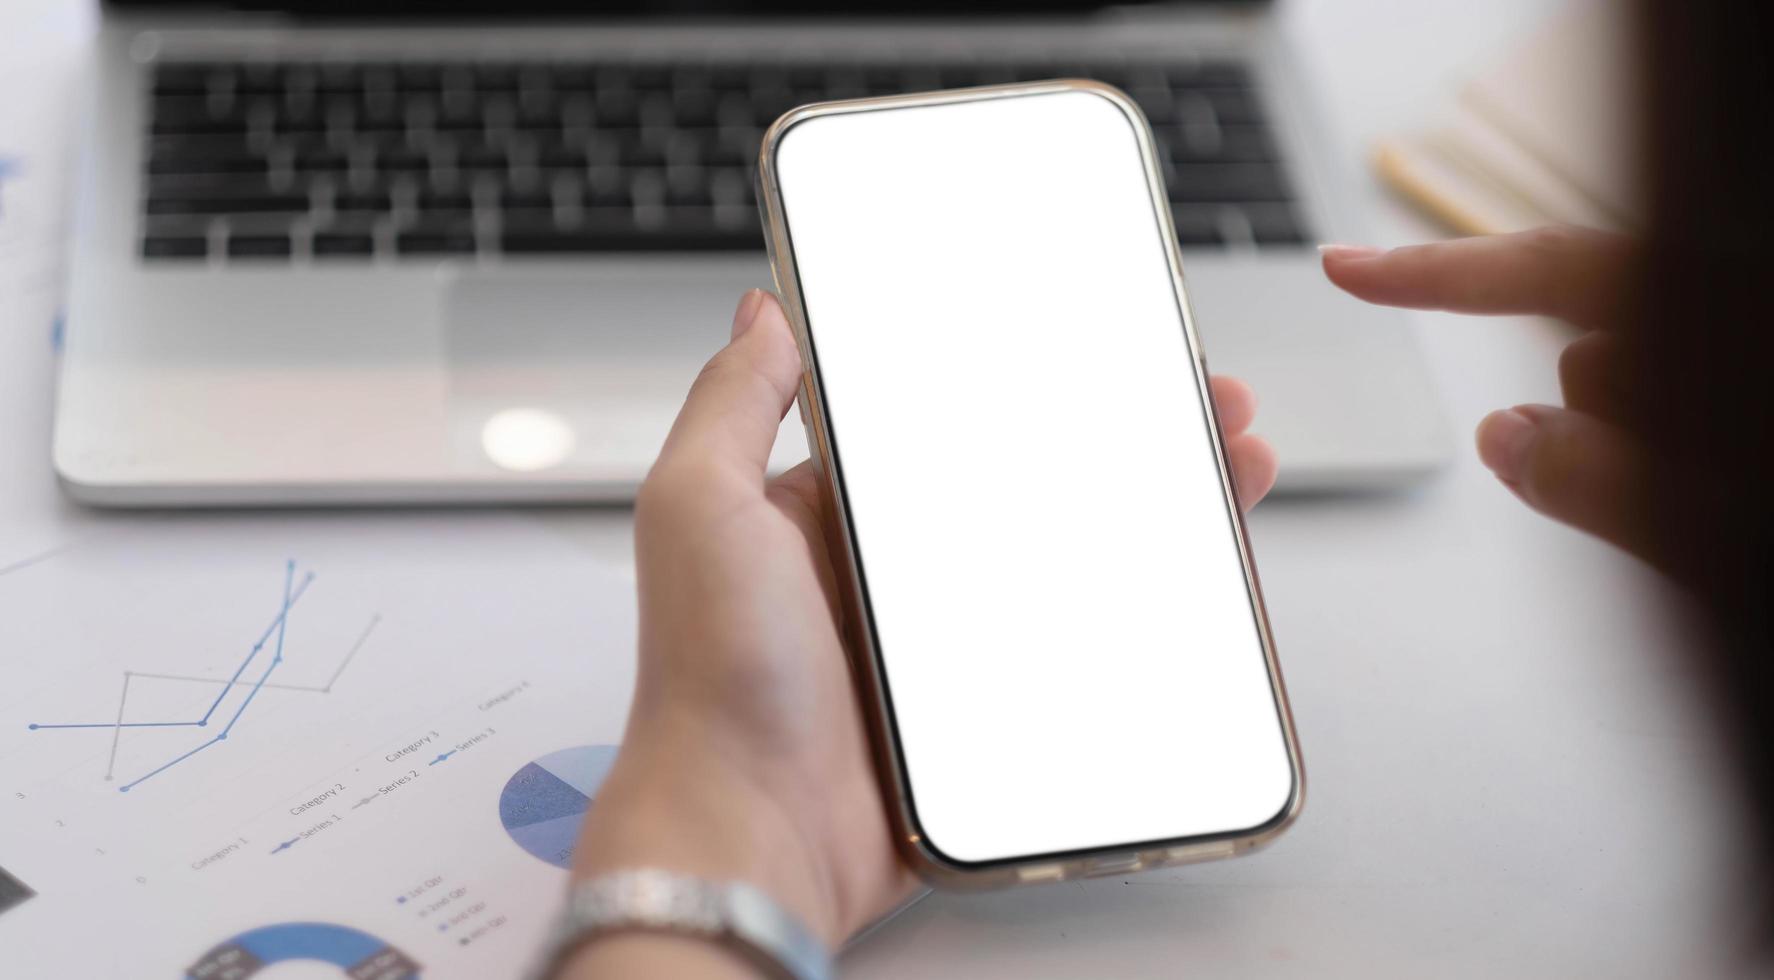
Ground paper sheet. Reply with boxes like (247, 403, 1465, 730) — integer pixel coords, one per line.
(0, 514, 639, 978)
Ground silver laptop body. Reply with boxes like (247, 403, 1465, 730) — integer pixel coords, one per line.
(57, 0, 1449, 505)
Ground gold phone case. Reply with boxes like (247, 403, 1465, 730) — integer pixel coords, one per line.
(756, 80, 1305, 890)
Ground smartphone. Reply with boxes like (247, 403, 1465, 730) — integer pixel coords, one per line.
(757, 81, 1302, 888)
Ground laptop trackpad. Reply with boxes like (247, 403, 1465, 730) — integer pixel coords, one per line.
(443, 263, 797, 477)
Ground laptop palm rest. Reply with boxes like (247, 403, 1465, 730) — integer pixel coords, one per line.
(443, 262, 807, 480)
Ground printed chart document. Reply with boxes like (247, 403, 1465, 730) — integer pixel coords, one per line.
(0, 514, 637, 978)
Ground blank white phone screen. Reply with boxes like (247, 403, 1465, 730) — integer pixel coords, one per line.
(775, 88, 1295, 865)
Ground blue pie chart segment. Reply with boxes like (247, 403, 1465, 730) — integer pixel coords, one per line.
(185, 922, 420, 978)
(499, 745, 619, 869)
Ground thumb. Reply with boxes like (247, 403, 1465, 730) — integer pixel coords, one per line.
(1476, 404, 1655, 563)
(654, 290, 803, 480)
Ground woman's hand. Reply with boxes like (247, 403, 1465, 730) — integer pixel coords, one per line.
(563, 290, 1277, 974)
(1321, 226, 1656, 563)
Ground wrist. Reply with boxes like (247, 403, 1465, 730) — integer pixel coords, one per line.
(557, 931, 761, 980)
(571, 720, 841, 947)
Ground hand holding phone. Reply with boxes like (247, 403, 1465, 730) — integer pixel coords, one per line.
(577, 286, 1281, 964)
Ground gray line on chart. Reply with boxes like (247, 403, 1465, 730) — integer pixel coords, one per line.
(0, 542, 74, 580)
(125, 673, 336, 693)
(322, 613, 381, 692)
(126, 612, 382, 694)
(105, 672, 132, 781)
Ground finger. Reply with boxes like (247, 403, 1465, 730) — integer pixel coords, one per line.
(1225, 433, 1278, 512)
(1210, 375, 1258, 437)
(1475, 403, 1655, 561)
(1321, 226, 1635, 329)
(1558, 331, 1632, 424)
(654, 290, 803, 480)
(764, 458, 821, 519)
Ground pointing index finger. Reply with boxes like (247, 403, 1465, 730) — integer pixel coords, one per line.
(1321, 226, 1636, 330)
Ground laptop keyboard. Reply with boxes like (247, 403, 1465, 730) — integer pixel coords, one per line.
(140, 58, 1311, 262)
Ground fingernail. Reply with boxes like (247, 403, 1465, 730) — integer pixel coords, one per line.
(730, 289, 767, 340)
(1317, 243, 1383, 260)
(1476, 408, 1538, 483)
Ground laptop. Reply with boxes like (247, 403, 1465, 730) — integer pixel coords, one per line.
(55, 0, 1450, 506)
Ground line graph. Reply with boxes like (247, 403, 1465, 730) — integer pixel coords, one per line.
(24, 560, 380, 793)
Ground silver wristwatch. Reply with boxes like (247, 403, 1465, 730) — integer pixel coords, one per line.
(528, 869, 833, 980)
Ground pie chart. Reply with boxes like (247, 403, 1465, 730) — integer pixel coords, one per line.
(498, 744, 619, 869)
(185, 922, 419, 978)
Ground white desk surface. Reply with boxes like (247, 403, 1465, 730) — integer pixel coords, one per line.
(0, 1, 1746, 976)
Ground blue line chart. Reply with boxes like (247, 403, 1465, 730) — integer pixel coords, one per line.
(23, 561, 381, 794)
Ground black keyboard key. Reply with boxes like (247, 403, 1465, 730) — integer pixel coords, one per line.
(235, 63, 288, 95)
(706, 167, 755, 207)
(148, 152, 267, 176)
(377, 148, 431, 172)
(1200, 125, 1278, 164)
(149, 172, 288, 193)
(500, 187, 554, 211)
(313, 230, 377, 256)
(582, 181, 632, 209)
(474, 64, 522, 91)
(315, 63, 365, 94)
(436, 98, 484, 132)
(550, 63, 596, 90)
(295, 148, 350, 172)
(150, 94, 240, 124)
(617, 137, 666, 169)
(356, 97, 407, 131)
(515, 97, 563, 131)
(1166, 163, 1292, 203)
(397, 221, 478, 254)
(783, 64, 825, 89)
(151, 113, 247, 138)
(747, 88, 799, 122)
(334, 191, 393, 212)
(502, 209, 760, 252)
(703, 137, 753, 169)
(397, 63, 445, 92)
(1177, 60, 1252, 90)
(596, 91, 641, 128)
(458, 145, 510, 174)
(227, 233, 292, 258)
(708, 64, 753, 90)
(142, 234, 208, 259)
(1242, 203, 1308, 246)
(1204, 89, 1266, 125)
(672, 91, 719, 128)
(147, 192, 310, 216)
(663, 171, 711, 208)
(536, 144, 588, 170)
(272, 102, 328, 136)
(1170, 205, 1224, 247)
(417, 190, 475, 214)
(150, 132, 252, 155)
(630, 64, 673, 89)
(151, 63, 219, 97)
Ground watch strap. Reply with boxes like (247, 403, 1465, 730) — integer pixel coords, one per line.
(529, 869, 832, 980)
